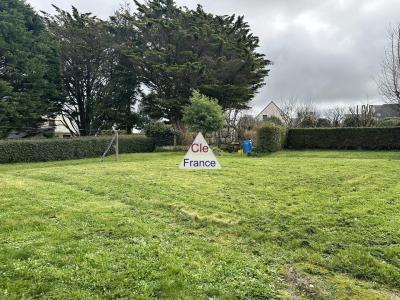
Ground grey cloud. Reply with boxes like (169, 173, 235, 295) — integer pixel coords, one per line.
(27, 0, 400, 112)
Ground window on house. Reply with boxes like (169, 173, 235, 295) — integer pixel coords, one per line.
(263, 115, 269, 121)
(49, 120, 56, 127)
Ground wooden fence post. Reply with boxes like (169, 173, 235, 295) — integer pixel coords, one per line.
(115, 129, 119, 161)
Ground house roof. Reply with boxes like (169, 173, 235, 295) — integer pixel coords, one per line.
(256, 101, 283, 119)
(372, 104, 400, 118)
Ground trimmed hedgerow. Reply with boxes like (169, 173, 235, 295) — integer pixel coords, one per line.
(0, 135, 155, 164)
(144, 122, 180, 146)
(286, 127, 400, 150)
(256, 125, 287, 153)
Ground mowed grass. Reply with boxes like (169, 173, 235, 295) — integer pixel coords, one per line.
(1, 151, 400, 299)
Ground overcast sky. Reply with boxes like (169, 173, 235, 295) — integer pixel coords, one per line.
(27, 0, 400, 113)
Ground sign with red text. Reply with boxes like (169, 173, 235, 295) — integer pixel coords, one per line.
(179, 132, 221, 169)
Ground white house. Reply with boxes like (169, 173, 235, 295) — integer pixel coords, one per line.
(256, 101, 284, 122)
(42, 115, 75, 138)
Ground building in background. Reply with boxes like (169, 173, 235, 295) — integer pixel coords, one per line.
(41, 115, 75, 138)
(372, 104, 400, 118)
(256, 101, 284, 122)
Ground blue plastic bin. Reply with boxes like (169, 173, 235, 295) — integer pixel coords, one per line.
(242, 139, 253, 155)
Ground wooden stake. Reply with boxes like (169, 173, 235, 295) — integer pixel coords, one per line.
(101, 133, 116, 162)
(115, 130, 119, 161)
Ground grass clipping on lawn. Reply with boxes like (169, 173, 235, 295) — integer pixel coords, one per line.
(0, 151, 400, 299)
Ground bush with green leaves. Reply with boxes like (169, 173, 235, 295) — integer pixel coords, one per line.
(375, 117, 400, 127)
(298, 114, 318, 128)
(182, 91, 224, 135)
(0, 136, 154, 164)
(263, 116, 283, 126)
(256, 125, 287, 153)
(144, 122, 179, 146)
(287, 127, 400, 150)
(316, 118, 332, 128)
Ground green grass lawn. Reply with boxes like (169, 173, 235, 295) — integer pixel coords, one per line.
(1, 151, 400, 299)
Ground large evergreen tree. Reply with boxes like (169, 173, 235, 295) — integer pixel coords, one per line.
(106, 7, 144, 133)
(0, 0, 61, 138)
(123, 0, 270, 127)
(45, 6, 144, 135)
(44, 6, 114, 136)
(128, 0, 205, 127)
(193, 10, 270, 111)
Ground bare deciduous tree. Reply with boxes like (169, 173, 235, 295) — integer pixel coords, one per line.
(326, 106, 345, 127)
(279, 98, 321, 128)
(279, 97, 300, 127)
(296, 102, 319, 128)
(343, 104, 375, 127)
(378, 24, 400, 105)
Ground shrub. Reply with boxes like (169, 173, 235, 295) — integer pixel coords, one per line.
(219, 143, 241, 153)
(316, 118, 331, 128)
(256, 125, 287, 153)
(263, 116, 283, 126)
(182, 90, 224, 134)
(376, 117, 400, 127)
(210, 146, 227, 156)
(298, 114, 318, 128)
(99, 129, 128, 135)
(144, 122, 178, 146)
(0, 135, 155, 164)
(343, 115, 359, 127)
(286, 127, 400, 150)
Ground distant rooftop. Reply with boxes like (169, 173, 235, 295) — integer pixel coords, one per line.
(372, 104, 400, 118)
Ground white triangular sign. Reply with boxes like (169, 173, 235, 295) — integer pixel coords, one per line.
(180, 132, 221, 169)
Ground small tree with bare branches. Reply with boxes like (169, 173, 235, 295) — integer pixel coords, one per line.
(326, 106, 345, 127)
(378, 24, 400, 105)
(279, 97, 299, 127)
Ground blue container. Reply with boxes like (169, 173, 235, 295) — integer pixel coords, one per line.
(242, 139, 253, 155)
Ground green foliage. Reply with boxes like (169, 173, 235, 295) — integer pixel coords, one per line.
(209, 146, 227, 156)
(263, 116, 283, 126)
(125, 0, 270, 124)
(182, 91, 224, 134)
(316, 118, 331, 128)
(287, 127, 400, 150)
(0, 0, 61, 137)
(105, 10, 143, 133)
(44, 6, 113, 136)
(342, 115, 359, 127)
(256, 125, 287, 152)
(298, 113, 318, 128)
(219, 143, 241, 153)
(376, 117, 400, 127)
(0, 136, 154, 163)
(144, 122, 178, 146)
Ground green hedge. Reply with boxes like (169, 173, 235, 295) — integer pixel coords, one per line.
(256, 125, 287, 152)
(287, 127, 400, 150)
(0, 135, 155, 164)
(144, 122, 179, 146)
